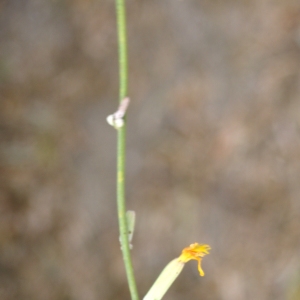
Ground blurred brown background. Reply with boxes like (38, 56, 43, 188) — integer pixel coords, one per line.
(1, 0, 300, 299)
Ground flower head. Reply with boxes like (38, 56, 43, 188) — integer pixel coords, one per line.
(178, 243, 211, 276)
(143, 243, 211, 300)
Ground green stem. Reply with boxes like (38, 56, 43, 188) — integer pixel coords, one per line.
(115, 0, 139, 300)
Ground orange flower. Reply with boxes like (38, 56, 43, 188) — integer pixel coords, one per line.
(178, 243, 211, 276)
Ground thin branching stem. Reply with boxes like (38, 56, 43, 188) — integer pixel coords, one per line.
(115, 0, 139, 299)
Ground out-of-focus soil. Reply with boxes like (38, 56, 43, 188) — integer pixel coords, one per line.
(1, 1, 300, 300)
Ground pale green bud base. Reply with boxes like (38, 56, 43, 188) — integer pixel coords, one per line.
(143, 259, 184, 300)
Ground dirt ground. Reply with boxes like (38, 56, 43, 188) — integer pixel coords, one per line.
(1, 1, 300, 299)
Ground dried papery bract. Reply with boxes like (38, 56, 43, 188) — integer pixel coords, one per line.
(120, 210, 136, 250)
(107, 97, 130, 129)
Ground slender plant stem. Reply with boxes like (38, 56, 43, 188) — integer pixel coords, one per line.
(115, 0, 139, 299)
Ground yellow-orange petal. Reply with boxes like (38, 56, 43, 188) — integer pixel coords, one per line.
(179, 243, 211, 262)
(197, 259, 205, 276)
